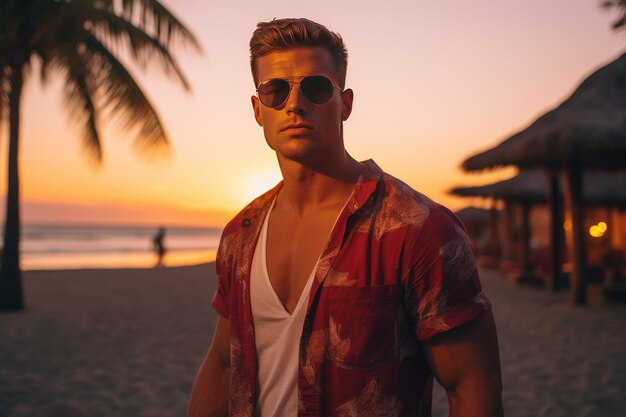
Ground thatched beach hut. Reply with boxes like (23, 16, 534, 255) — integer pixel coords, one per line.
(450, 171, 550, 285)
(461, 52, 626, 304)
(451, 171, 626, 293)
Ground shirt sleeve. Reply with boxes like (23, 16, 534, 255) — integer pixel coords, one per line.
(402, 205, 491, 341)
(211, 233, 231, 319)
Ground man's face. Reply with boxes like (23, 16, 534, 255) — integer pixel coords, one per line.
(251, 47, 353, 164)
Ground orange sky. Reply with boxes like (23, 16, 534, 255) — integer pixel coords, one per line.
(2, 0, 624, 227)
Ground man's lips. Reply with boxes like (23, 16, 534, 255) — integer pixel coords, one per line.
(281, 123, 314, 131)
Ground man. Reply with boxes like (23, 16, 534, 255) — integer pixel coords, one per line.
(188, 18, 503, 417)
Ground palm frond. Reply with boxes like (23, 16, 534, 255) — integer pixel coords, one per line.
(84, 33, 170, 159)
(601, 0, 626, 8)
(0, 66, 10, 144)
(613, 14, 626, 29)
(601, 0, 626, 30)
(38, 43, 102, 166)
(30, 0, 200, 91)
(52, 49, 103, 164)
(5, 0, 196, 164)
(28, 1, 83, 50)
(87, 8, 192, 90)
(0, 66, 9, 125)
(95, 0, 201, 51)
(125, 0, 201, 51)
(35, 48, 55, 86)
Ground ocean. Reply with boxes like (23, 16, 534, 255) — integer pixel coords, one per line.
(16, 225, 222, 270)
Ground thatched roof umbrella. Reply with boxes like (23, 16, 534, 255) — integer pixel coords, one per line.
(462, 52, 626, 305)
(452, 170, 626, 207)
(450, 171, 548, 203)
(450, 171, 551, 284)
(463, 53, 626, 171)
(584, 171, 626, 209)
(451, 170, 626, 292)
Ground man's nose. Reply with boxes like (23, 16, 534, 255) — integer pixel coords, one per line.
(285, 84, 307, 114)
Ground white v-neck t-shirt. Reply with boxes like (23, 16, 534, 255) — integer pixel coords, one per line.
(250, 199, 318, 417)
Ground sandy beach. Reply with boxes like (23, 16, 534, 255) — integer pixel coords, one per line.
(0, 265, 217, 417)
(1, 264, 625, 417)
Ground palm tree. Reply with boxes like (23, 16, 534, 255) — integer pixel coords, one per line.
(602, 0, 626, 30)
(0, 0, 200, 310)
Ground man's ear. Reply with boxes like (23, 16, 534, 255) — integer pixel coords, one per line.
(341, 88, 354, 121)
(251, 95, 263, 126)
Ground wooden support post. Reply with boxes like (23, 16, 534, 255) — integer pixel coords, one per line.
(562, 157, 587, 305)
(520, 202, 532, 273)
(547, 169, 562, 292)
(488, 200, 500, 258)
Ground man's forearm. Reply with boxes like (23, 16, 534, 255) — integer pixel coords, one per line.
(187, 354, 230, 417)
(447, 377, 503, 417)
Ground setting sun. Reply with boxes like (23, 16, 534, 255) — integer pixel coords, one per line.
(242, 170, 282, 203)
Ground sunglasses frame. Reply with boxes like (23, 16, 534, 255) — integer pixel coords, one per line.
(256, 75, 343, 109)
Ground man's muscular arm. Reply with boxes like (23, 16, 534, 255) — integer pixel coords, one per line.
(187, 316, 231, 417)
(423, 310, 504, 417)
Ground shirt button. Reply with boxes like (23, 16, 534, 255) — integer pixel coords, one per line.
(242, 218, 251, 228)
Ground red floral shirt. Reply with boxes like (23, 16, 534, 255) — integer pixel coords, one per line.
(212, 160, 491, 417)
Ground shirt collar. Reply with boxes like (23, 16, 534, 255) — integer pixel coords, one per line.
(348, 159, 384, 215)
(238, 159, 382, 229)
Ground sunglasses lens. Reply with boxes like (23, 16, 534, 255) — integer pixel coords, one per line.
(258, 79, 290, 108)
(301, 76, 334, 104)
(257, 76, 336, 108)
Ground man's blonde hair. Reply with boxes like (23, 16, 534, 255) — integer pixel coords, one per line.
(249, 18, 348, 89)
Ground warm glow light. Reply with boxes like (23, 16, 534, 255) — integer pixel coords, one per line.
(563, 220, 572, 231)
(589, 222, 607, 238)
(242, 170, 282, 203)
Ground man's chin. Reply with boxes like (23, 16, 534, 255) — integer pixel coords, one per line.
(276, 141, 320, 158)
(276, 147, 325, 165)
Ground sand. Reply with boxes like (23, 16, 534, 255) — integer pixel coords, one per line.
(1, 264, 625, 417)
(0, 265, 217, 417)
(432, 267, 626, 417)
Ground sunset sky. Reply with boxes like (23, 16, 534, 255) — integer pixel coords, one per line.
(3, 0, 625, 227)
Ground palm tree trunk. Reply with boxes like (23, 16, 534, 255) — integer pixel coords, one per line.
(0, 66, 24, 311)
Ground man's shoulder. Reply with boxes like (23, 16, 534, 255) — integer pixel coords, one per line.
(380, 172, 437, 208)
(220, 184, 281, 238)
(374, 171, 443, 226)
(378, 172, 472, 253)
(360, 169, 465, 242)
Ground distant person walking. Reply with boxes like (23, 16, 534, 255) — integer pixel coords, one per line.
(153, 227, 167, 267)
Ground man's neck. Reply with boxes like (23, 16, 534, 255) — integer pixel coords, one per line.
(275, 151, 363, 218)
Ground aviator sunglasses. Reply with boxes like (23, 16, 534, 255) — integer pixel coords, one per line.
(256, 75, 343, 108)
